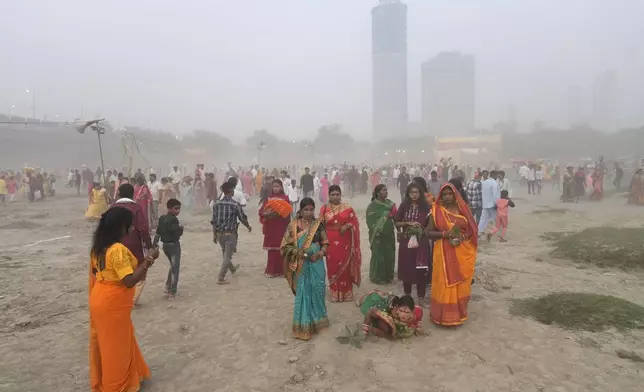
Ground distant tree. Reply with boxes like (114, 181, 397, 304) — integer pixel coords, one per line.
(312, 123, 355, 155)
(245, 129, 281, 150)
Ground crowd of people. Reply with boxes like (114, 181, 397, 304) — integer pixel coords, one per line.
(85, 157, 529, 390)
(2, 155, 642, 391)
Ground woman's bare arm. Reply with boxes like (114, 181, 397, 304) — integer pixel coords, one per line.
(121, 259, 152, 288)
(425, 215, 448, 240)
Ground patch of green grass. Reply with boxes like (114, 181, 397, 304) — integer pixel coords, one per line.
(532, 207, 570, 215)
(510, 292, 644, 332)
(616, 349, 644, 363)
(542, 227, 644, 270)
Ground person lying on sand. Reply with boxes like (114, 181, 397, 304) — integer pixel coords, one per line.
(357, 290, 424, 339)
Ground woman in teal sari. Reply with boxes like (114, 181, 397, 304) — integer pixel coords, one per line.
(281, 197, 330, 340)
(366, 184, 397, 284)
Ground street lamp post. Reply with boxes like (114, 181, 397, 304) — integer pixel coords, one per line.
(76, 119, 107, 185)
(25, 89, 36, 119)
(9, 105, 15, 120)
(257, 141, 266, 166)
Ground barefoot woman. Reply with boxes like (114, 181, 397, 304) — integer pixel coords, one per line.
(320, 185, 362, 302)
(89, 208, 159, 391)
(426, 183, 478, 326)
(281, 198, 329, 340)
(259, 179, 291, 277)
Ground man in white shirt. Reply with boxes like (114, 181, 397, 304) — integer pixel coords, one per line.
(393, 167, 400, 188)
(519, 164, 530, 187)
(313, 171, 321, 197)
(219, 177, 247, 206)
(478, 170, 501, 235)
(527, 165, 537, 195)
(497, 170, 512, 197)
(170, 166, 182, 197)
(148, 173, 161, 229)
(535, 165, 544, 195)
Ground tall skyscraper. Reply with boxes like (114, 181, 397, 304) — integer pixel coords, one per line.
(591, 70, 618, 132)
(421, 52, 475, 136)
(372, 0, 408, 141)
(566, 85, 585, 127)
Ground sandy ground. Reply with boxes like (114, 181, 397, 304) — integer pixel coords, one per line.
(1, 185, 643, 392)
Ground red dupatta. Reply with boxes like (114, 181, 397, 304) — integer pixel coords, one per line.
(432, 183, 478, 285)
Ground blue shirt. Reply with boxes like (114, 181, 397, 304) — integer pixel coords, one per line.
(481, 178, 500, 209)
(211, 196, 248, 233)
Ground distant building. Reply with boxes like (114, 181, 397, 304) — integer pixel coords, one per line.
(591, 70, 618, 132)
(372, 0, 408, 141)
(421, 52, 475, 137)
(567, 85, 585, 127)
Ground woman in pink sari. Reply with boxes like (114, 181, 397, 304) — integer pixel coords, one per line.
(193, 166, 207, 209)
(259, 179, 291, 277)
(320, 185, 362, 302)
(242, 171, 254, 198)
(319, 174, 330, 204)
(332, 172, 341, 187)
(134, 176, 152, 225)
(370, 170, 381, 191)
(589, 167, 604, 201)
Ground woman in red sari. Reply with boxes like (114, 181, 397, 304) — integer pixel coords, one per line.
(259, 179, 291, 277)
(134, 176, 152, 225)
(320, 185, 361, 302)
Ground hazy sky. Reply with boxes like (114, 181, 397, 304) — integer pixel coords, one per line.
(2, 0, 643, 141)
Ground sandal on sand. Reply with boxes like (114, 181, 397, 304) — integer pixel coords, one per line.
(217, 279, 230, 285)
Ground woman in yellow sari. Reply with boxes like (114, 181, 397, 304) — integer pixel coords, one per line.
(86, 182, 109, 219)
(426, 183, 478, 326)
(89, 208, 158, 391)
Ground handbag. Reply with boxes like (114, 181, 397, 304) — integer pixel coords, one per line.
(407, 234, 419, 249)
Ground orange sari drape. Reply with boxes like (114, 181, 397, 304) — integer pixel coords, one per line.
(430, 183, 478, 326)
(89, 244, 150, 392)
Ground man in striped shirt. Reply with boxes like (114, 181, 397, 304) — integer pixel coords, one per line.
(211, 182, 252, 284)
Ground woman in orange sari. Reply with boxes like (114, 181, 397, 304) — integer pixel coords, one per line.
(320, 185, 361, 302)
(426, 183, 478, 326)
(89, 208, 158, 391)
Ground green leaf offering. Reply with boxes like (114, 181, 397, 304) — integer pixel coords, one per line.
(335, 323, 365, 349)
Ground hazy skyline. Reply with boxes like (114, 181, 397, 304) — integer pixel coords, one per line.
(2, 0, 643, 141)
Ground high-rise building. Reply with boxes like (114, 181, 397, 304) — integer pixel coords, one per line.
(372, 0, 408, 141)
(591, 70, 618, 132)
(421, 52, 475, 136)
(566, 85, 585, 127)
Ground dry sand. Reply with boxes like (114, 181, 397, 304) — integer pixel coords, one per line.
(1, 186, 643, 392)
